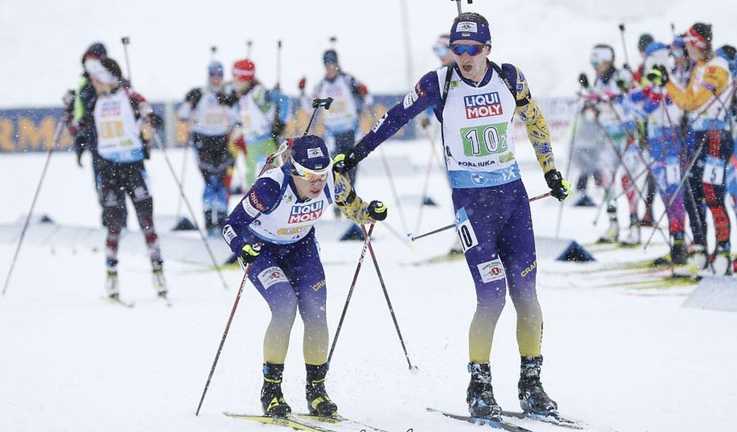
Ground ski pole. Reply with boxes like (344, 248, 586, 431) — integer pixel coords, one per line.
(618, 24, 631, 68)
(555, 102, 582, 239)
(451, 0, 473, 16)
(362, 224, 416, 370)
(2, 120, 64, 296)
(409, 191, 552, 242)
(195, 269, 249, 416)
(593, 118, 671, 245)
(152, 133, 230, 290)
(121, 36, 133, 84)
(304, 98, 333, 137)
(642, 134, 707, 250)
(246, 40, 253, 58)
(328, 224, 375, 363)
(275, 40, 282, 90)
(366, 107, 410, 234)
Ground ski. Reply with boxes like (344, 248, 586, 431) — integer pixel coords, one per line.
(294, 413, 390, 432)
(223, 412, 337, 432)
(103, 295, 135, 308)
(501, 410, 584, 430)
(426, 408, 535, 432)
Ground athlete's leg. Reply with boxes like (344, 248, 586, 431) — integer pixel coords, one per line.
(497, 185, 542, 358)
(453, 187, 512, 364)
(248, 248, 299, 365)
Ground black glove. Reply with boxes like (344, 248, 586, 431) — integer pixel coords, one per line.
(185, 88, 203, 107)
(148, 113, 164, 130)
(544, 170, 571, 202)
(367, 200, 388, 221)
(239, 243, 262, 264)
(332, 150, 360, 174)
(615, 78, 629, 92)
(646, 64, 670, 86)
(578, 73, 589, 89)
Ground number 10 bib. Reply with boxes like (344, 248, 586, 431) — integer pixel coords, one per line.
(439, 67, 520, 189)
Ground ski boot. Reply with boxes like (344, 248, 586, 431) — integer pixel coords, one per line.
(711, 242, 733, 276)
(306, 363, 338, 417)
(620, 214, 641, 246)
(105, 259, 119, 299)
(597, 205, 619, 243)
(640, 207, 655, 227)
(573, 194, 596, 207)
(151, 259, 168, 298)
(519, 356, 558, 416)
(670, 233, 688, 266)
(466, 362, 501, 419)
(261, 363, 291, 418)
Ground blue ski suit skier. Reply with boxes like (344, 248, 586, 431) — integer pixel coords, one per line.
(334, 13, 571, 419)
(222, 135, 388, 418)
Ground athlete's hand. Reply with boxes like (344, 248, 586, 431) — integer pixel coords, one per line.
(240, 243, 262, 264)
(544, 170, 572, 202)
(332, 151, 359, 174)
(577, 73, 589, 89)
(367, 200, 388, 221)
(646, 65, 669, 86)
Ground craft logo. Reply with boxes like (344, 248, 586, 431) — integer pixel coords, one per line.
(464, 92, 503, 119)
(288, 201, 324, 224)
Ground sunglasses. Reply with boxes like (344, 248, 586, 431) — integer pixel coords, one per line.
(450, 44, 486, 56)
(292, 161, 330, 182)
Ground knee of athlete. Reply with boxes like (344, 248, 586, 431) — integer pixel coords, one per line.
(269, 293, 298, 322)
(475, 285, 506, 315)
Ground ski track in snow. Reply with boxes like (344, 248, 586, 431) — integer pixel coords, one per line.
(1, 142, 737, 432)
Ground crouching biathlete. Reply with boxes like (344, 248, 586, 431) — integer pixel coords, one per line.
(334, 13, 570, 419)
(221, 135, 388, 418)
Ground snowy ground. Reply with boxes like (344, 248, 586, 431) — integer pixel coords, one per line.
(2, 138, 737, 432)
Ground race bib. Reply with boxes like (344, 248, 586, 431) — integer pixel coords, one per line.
(702, 156, 725, 186)
(665, 156, 681, 185)
(455, 207, 479, 253)
(460, 123, 508, 157)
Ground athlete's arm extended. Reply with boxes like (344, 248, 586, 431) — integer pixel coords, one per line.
(352, 70, 441, 161)
(665, 62, 730, 111)
(222, 178, 281, 253)
(512, 66, 556, 173)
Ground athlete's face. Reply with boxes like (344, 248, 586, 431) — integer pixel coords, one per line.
(594, 61, 611, 76)
(292, 173, 328, 199)
(325, 63, 339, 79)
(208, 75, 223, 89)
(686, 42, 706, 61)
(451, 40, 490, 81)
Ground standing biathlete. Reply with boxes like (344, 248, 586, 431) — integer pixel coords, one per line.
(177, 61, 239, 235)
(222, 135, 388, 418)
(334, 13, 570, 419)
(81, 57, 167, 300)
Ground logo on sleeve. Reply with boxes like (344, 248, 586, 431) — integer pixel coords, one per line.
(243, 190, 267, 217)
(288, 201, 324, 224)
(464, 92, 503, 119)
(222, 225, 237, 244)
